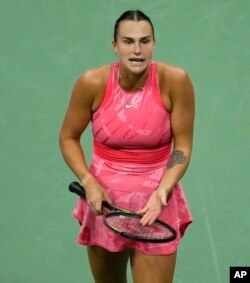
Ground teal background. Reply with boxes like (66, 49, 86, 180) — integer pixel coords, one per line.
(1, 0, 249, 282)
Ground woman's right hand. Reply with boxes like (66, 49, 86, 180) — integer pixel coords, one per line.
(81, 174, 112, 215)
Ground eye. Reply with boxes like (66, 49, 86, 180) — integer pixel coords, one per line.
(124, 39, 133, 45)
(141, 38, 151, 44)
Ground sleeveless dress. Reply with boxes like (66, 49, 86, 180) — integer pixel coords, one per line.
(73, 61, 192, 255)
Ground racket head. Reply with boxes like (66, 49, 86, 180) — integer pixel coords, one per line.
(103, 211, 177, 243)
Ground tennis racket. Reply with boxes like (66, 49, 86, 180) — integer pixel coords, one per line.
(69, 181, 177, 243)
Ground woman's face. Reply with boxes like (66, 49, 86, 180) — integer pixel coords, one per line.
(112, 20, 155, 75)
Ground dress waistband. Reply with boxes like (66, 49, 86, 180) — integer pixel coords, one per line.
(93, 140, 172, 164)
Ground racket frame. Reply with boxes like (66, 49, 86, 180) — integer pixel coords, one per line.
(69, 181, 177, 243)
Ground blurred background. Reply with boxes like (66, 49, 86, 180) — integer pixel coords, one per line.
(1, 0, 249, 282)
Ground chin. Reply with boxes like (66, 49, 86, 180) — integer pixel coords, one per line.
(126, 61, 150, 74)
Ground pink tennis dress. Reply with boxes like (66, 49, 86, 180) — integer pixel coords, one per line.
(73, 61, 192, 255)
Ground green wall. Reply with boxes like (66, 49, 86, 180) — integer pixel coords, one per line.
(1, 0, 249, 282)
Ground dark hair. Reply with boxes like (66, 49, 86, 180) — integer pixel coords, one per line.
(113, 10, 155, 42)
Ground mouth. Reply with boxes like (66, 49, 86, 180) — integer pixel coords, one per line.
(129, 58, 145, 63)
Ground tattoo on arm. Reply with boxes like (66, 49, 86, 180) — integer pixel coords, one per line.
(167, 150, 186, 169)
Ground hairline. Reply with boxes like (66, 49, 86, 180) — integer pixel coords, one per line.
(114, 10, 155, 42)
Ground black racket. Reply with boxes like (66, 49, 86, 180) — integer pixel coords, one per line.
(69, 181, 177, 243)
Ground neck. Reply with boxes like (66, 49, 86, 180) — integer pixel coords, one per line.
(119, 66, 150, 92)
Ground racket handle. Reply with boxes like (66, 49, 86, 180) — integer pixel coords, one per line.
(69, 181, 133, 214)
(69, 181, 86, 198)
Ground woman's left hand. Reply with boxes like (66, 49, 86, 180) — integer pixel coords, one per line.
(137, 189, 169, 226)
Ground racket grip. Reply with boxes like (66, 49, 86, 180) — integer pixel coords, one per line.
(69, 181, 86, 198)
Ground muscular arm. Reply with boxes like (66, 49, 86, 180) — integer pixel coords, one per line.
(59, 72, 94, 182)
(139, 66, 195, 225)
(159, 67, 195, 193)
(59, 67, 112, 212)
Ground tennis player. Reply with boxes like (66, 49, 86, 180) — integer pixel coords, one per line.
(59, 10, 195, 283)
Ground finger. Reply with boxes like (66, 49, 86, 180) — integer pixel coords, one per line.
(89, 204, 97, 215)
(104, 194, 112, 204)
(95, 201, 103, 214)
(137, 206, 149, 214)
(88, 200, 102, 215)
(140, 207, 163, 226)
(140, 211, 154, 226)
(140, 215, 149, 226)
(147, 216, 157, 226)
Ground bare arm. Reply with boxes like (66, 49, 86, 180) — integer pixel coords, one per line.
(59, 72, 94, 181)
(59, 69, 111, 213)
(158, 68, 195, 192)
(139, 67, 195, 225)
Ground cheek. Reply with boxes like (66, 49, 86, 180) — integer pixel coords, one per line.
(144, 46, 155, 55)
(115, 47, 130, 57)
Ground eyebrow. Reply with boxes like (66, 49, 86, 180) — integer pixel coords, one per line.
(121, 36, 152, 40)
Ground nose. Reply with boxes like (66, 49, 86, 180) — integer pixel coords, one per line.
(133, 42, 141, 54)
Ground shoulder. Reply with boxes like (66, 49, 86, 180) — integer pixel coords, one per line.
(70, 64, 112, 111)
(76, 64, 111, 92)
(156, 61, 193, 95)
(155, 61, 194, 110)
(156, 61, 191, 86)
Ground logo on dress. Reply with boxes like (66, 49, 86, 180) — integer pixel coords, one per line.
(125, 103, 138, 109)
(125, 92, 143, 109)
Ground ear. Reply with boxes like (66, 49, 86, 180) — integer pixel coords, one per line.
(112, 41, 118, 53)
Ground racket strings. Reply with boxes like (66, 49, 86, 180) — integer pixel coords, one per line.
(105, 214, 173, 239)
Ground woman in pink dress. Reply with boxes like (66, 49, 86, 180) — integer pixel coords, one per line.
(59, 10, 195, 283)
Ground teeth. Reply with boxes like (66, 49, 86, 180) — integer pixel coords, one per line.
(130, 59, 143, 62)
